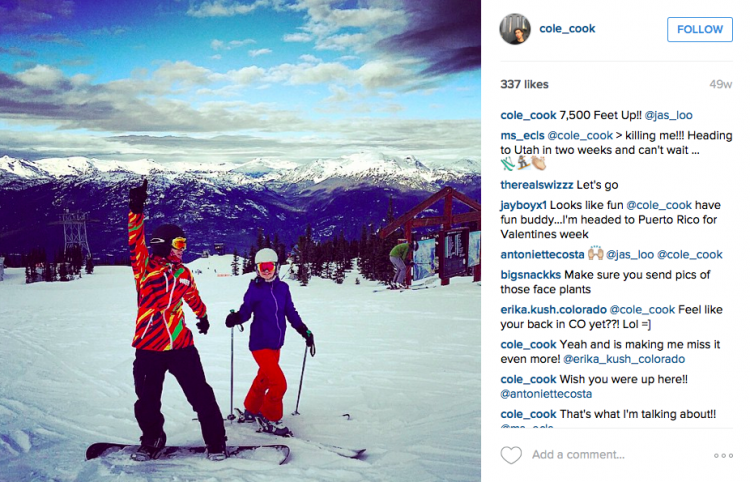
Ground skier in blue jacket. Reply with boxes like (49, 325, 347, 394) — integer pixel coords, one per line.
(225, 248, 315, 436)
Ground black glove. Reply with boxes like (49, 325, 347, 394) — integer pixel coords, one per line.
(225, 311, 242, 328)
(129, 179, 148, 214)
(196, 315, 210, 335)
(296, 324, 316, 356)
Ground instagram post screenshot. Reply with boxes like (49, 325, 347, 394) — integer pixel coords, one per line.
(0, 1, 481, 481)
(483, 1, 746, 481)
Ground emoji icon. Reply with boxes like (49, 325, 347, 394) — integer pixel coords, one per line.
(518, 155, 531, 170)
(588, 246, 604, 260)
(532, 155, 546, 170)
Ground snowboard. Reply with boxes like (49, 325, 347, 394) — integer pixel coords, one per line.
(86, 442, 291, 464)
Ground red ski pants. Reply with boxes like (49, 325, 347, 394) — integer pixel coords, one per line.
(244, 349, 287, 422)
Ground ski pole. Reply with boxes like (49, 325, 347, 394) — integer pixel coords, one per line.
(227, 324, 235, 420)
(291, 345, 308, 416)
(226, 310, 242, 421)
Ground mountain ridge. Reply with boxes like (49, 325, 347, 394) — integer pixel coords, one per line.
(0, 152, 480, 262)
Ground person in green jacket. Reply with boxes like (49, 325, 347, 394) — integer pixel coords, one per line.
(389, 239, 410, 288)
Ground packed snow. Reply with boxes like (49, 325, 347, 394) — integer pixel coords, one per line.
(0, 256, 480, 481)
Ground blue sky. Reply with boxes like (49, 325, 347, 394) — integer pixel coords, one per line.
(0, 0, 480, 165)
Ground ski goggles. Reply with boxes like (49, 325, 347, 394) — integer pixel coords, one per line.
(171, 237, 187, 250)
(258, 262, 276, 274)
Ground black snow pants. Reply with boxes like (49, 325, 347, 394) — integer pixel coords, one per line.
(133, 345, 225, 447)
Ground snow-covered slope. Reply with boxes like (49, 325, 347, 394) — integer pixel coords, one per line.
(0, 261, 480, 481)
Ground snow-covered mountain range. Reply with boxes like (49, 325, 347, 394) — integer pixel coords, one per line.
(0, 153, 479, 190)
(0, 153, 480, 262)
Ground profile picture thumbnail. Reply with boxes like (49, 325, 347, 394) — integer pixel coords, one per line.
(501, 13, 530, 45)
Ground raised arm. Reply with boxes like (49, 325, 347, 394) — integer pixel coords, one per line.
(128, 179, 149, 285)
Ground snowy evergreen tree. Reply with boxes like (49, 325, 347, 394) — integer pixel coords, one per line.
(58, 262, 69, 282)
(231, 249, 240, 276)
(242, 251, 252, 274)
(67, 244, 83, 278)
(43, 262, 55, 282)
(256, 228, 265, 253)
(247, 246, 257, 273)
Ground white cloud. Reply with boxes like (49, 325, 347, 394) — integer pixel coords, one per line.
(283, 32, 312, 42)
(16, 65, 68, 89)
(248, 48, 272, 57)
(288, 1, 406, 53)
(266, 61, 351, 85)
(378, 102, 404, 113)
(70, 73, 92, 87)
(153, 61, 218, 87)
(212, 38, 256, 50)
(299, 54, 321, 63)
(187, 0, 269, 17)
(316, 33, 366, 51)
(229, 38, 256, 48)
(226, 66, 267, 85)
(356, 60, 409, 89)
(323, 84, 351, 103)
(326, 7, 402, 29)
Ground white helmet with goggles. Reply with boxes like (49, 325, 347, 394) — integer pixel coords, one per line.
(255, 248, 278, 264)
(255, 248, 279, 279)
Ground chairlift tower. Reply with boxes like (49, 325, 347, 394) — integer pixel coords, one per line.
(60, 211, 92, 260)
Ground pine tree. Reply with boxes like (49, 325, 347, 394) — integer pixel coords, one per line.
(297, 262, 310, 286)
(256, 228, 265, 254)
(59, 262, 69, 282)
(277, 242, 286, 265)
(43, 262, 54, 282)
(231, 249, 240, 276)
(242, 251, 252, 274)
(295, 230, 311, 286)
(68, 244, 83, 278)
(334, 259, 346, 284)
(248, 246, 257, 273)
(25, 247, 46, 283)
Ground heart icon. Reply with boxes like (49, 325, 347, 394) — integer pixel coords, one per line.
(501, 446, 522, 464)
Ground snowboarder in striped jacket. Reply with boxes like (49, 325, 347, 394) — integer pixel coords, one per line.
(127, 179, 227, 461)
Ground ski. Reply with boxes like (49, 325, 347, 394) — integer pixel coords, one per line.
(255, 432, 366, 459)
(372, 286, 402, 293)
(373, 276, 439, 292)
(85, 442, 291, 464)
(410, 284, 436, 291)
(291, 437, 365, 459)
(231, 411, 365, 459)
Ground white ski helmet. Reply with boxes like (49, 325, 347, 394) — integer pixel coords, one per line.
(255, 248, 278, 264)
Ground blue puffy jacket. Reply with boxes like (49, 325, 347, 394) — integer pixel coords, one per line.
(237, 277, 306, 351)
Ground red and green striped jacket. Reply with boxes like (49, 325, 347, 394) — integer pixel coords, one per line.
(128, 212, 206, 351)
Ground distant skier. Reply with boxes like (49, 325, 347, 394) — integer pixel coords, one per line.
(225, 248, 316, 437)
(389, 239, 411, 288)
(127, 179, 227, 461)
